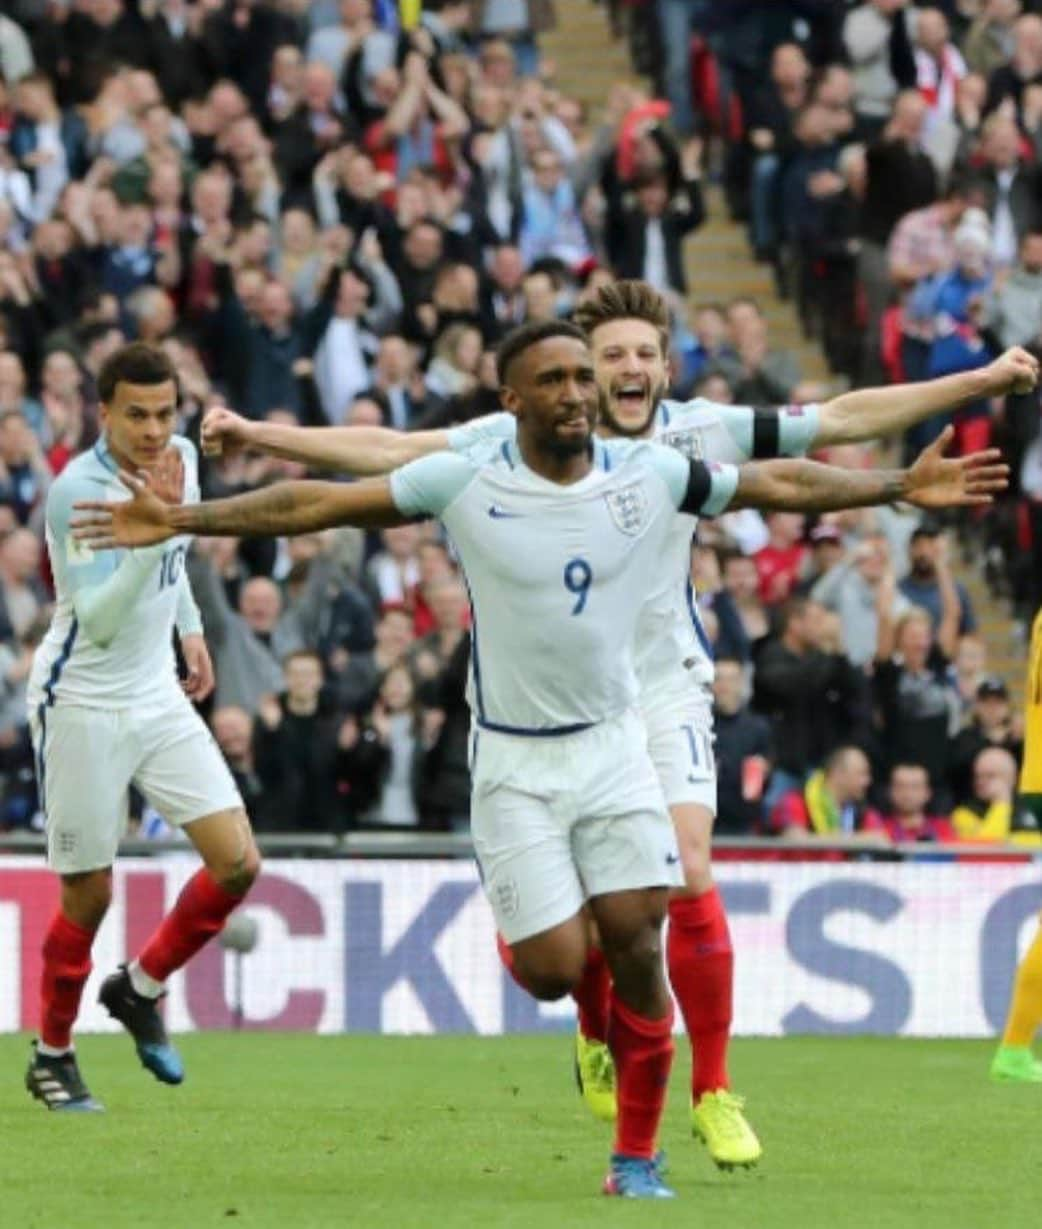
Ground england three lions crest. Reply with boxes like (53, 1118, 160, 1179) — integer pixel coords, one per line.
(605, 483, 650, 535)
(658, 428, 705, 461)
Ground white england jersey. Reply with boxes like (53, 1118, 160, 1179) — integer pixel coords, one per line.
(641, 399, 820, 698)
(391, 438, 737, 733)
(28, 435, 200, 711)
(447, 400, 821, 700)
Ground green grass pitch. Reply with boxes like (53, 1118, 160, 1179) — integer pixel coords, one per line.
(1, 1034, 1038, 1228)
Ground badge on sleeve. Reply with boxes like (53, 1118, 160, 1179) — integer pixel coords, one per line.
(65, 535, 95, 565)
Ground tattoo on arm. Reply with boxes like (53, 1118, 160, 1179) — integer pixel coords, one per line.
(735, 461, 905, 513)
(171, 482, 387, 537)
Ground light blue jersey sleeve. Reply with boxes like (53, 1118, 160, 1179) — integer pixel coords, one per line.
(175, 574, 204, 637)
(47, 470, 167, 647)
(46, 471, 126, 596)
(624, 441, 740, 518)
(666, 398, 821, 459)
(446, 412, 516, 453)
(389, 450, 480, 518)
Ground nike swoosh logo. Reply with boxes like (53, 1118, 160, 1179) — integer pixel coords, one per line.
(666, 854, 680, 866)
(488, 505, 523, 519)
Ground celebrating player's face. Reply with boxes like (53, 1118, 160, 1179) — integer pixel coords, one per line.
(100, 378, 179, 472)
(588, 318, 670, 438)
(502, 336, 598, 456)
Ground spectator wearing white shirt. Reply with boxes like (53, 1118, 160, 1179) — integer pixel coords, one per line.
(312, 266, 379, 424)
(12, 74, 67, 224)
(914, 8, 967, 142)
(518, 146, 591, 267)
(969, 112, 1041, 270)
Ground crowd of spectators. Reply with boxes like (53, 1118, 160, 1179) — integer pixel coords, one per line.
(0, 0, 1035, 847)
(609, 0, 1042, 845)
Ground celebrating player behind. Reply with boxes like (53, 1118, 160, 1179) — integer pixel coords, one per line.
(75, 321, 1006, 1196)
(25, 343, 257, 1113)
(199, 283, 1039, 1167)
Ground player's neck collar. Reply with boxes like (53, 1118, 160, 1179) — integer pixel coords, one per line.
(93, 435, 119, 475)
(506, 438, 607, 485)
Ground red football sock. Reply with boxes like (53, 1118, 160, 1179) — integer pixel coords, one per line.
(137, 869, 242, 984)
(495, 931, 530, 991)
(573, 945, 611, 1043)
(608, 992, 674, 1159)
(668, 888, 734, 1099)
(40, 912, 96, 1051)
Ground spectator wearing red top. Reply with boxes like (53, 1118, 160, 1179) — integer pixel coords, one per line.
(881, 762, 957, 843)
(363, 52, 468, 198)
(770, 746, 884, 838)
(754, 512, 808, 606)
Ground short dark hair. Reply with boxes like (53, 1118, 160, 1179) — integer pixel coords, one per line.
(496, 319, 587, 385)
(572, 279, 671, 356)
(776, 595, 810, 634)
(97, 342, 177, 406)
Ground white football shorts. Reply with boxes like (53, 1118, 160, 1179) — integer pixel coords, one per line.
(641, 680, 718, 814)
(469, 708, 682, 944)
(30, 694, 244, 873)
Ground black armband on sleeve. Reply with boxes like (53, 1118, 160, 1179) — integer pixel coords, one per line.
(679, 460, 712, 516)
(751, 407, 782, 459)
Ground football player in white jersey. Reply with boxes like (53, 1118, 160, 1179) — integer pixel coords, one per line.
(25, 344, 256, 1115)
(196, 282, 1038, 1167)
(75, 321, 1006, 1197)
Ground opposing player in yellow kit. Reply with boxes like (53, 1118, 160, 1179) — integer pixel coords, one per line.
(991, 606, 1042, 1083)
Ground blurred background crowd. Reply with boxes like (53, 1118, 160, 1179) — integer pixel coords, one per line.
(0, 0, 1038, 846)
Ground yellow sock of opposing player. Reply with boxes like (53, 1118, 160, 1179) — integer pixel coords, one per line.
(1003, 610, 1042, 1047)
(1002, 918, 1042, 1047)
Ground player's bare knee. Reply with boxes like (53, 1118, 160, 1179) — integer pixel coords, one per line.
(216, 845, 260, 897)
(514, 948, 585, 1001)
(524, 973, 576, 1002)
(603, 922, 664, 992)
(61, 870, 112, 929)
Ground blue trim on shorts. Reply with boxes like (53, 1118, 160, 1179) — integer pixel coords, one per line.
(476, 717, 595, 738)
(685, 580, 713, 661)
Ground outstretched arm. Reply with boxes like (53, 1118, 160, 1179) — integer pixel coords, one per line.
(812, 348, 1039, 447)
(74, 475, 411, 548)
(202, 403, 449, 474)
(725, 428, 1008, 514)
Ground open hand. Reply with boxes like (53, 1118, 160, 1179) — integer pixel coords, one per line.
(902, 426, 1009, 509)
(72, 470, 177, 549)
(151, 446, 185, 503)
